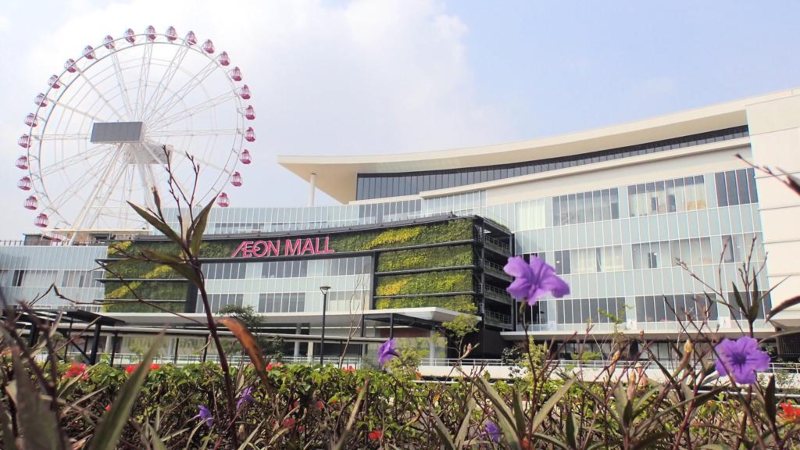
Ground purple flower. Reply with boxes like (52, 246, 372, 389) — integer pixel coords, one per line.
(484, 421, 501, 443)
(196, 405, 214, 427)
(503, 256, 570, 306)
(377, 338, 398, 367)
(715, 336, 770, 385)
(236, 386, 254, 411)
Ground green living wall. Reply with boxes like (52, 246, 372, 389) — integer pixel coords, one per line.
(102, 241, 188, 313)
(101, 218, 478, 313)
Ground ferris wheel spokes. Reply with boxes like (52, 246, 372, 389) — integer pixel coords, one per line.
(109, 51, 135, 118)
(149, 91, 238, 132)
(75, 67, 125, 120)
(70, 148, 131, 234)
(134, 42, 154, 120)
(145, 58, 221, 125)
(141, 44, 190, 119)
(37, 144, 115, 177)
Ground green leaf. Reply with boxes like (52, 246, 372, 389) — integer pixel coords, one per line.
(765, 295, 800, 321)
(0, 402, 18, 450)
(454, 397, 475, 445)
(432, 414, 457, 450)
(512, 388, 527, 434)
(190, 200, 214, 256)
(10, 350, 66, 450)
(565, 411, 577, 450)
(765, 375, 776, 425)
(531, 378, 575, 432)
(632, 431, 670, 450)
(88, 333, 165, 450)
(127, 201, 182, 244)
(748, 276, 761, 323)
(138, 249, 201, 287)
(146, 423, 168, 450)
(475, 377, 517, 437)
(731, 284, 746, 320)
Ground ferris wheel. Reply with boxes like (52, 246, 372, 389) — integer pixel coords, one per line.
(16, 25, 254, 237)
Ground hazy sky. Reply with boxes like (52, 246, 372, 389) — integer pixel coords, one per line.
(1, 0, 799, 239)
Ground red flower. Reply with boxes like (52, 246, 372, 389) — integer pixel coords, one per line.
(104, 404, 111, 412)
(126, 363, 160, 374)
(781, 402, 800, 421)
(315, 400, 325, 411)
(266, 362, 283, 371)
(63, 362, 88, 380)
(368, 430, 383, 441)
(342, 365, 356, 373)
(282, 418, 296, 429)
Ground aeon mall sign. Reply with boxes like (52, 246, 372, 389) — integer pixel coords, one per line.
(231, 237, 335, 258)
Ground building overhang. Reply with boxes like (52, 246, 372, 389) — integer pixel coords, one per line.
(278, 89, 799, 203)
(104, 307, 471, 328)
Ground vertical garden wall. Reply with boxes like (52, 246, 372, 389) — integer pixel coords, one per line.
(99, 216, 511, 319)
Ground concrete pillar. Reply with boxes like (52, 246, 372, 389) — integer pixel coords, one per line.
(103, 334, 113, 353)
(293, 325, 301, 358)
(308, 172, 317, 207)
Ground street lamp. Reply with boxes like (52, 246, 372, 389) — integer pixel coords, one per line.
(319, 285, 331, 365)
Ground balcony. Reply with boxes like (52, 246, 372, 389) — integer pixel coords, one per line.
(483, 285, 513, 305)
(484, 261, 512, 282)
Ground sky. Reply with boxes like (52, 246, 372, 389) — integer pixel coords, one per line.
(1, 0, 799, 239)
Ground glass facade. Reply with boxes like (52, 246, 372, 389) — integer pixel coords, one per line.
(177, 162, 768, 335)
(0, 245, 106, 309)
(356, 126, 748, 200)
(198, 256, 372, 314)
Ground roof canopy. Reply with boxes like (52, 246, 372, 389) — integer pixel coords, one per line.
(278, 89, 797, 203)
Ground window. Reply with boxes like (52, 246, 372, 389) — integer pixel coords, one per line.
(628, 175, 706, 216)
(12, 270, 24, 287)
(715, 168, 757, 207)
(554, 250, 571, 274)
(356, 127, 747, 200)
(259, 293, 306, 313)
(556, 297, 625, 324)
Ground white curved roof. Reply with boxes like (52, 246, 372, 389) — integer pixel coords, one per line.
(278, 89, 798, 203)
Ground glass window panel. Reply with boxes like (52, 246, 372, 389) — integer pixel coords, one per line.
(725, 171, 739, 205)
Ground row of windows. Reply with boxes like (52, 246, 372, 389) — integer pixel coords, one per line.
(203, 257, 373, 280)
(555, 297, 626, 324)
(544, 233, 760, 275)
(197, 294, 244, 313)
(627, 176, 706, 217)
(1, 269, 103, 288)
(204, 263, 247, 280)
(356, 126, 748, 200)
(632, 237, 713, 269)
(635, 294, 719, 322)
(715, 168, 758, 207)
(553, 246, 624, 274)
(259, 293, 305, 313)
(552, 189, 620, 226)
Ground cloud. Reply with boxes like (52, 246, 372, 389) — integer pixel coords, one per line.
(0, 0, 509, 237)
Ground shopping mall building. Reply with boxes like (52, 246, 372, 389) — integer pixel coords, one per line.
(3, 89, 800, 363)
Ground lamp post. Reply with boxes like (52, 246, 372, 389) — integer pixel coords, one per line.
(319, 285, 331, 365)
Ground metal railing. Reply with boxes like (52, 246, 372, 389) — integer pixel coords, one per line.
(484, 236, 511, 255)
(484, 310, 512, 326)
(484, 261, 512, 281)
(483, 285, 513, 304)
